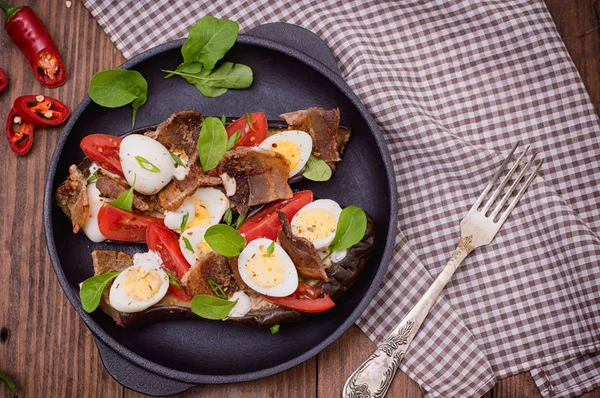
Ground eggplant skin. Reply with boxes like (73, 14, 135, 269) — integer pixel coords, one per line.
(106, 214, 375, 329)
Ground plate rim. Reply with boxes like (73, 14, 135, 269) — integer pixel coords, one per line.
(43, 34, 398, 384)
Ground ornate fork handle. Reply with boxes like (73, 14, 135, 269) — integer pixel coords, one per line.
(343, 236, 474, 398)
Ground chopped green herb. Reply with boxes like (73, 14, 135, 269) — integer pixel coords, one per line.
(135, 155, 160, 173)
(182, 236, 194, 253)
(235, 213, 246, 229)
(221, 114, 227, 126)
(303, 154, 332, 182)
(266, 241, 275, 257)
(191, 294, 237, 320)
(164, 268, 181, 288)
(80, 271, 121, 313)
(208, 279, 227, 299)
(0, 370, 17, 397)
(226, 129, 242, 151)
(245, 112, 256, 132)
(109, 175, 136, 212)
(205, 224, 247, 256)
(270, 324, 280, 334)
(198, 117, 228, 172)
(180, 213, 189, 231)
(171, 152, 186, 167)
(223, 208, 233, 226)
(87, 170, 99, 184)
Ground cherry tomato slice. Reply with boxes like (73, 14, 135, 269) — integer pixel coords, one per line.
(6, 108, 34, 156)
(97, 204, 163, 243)
(146, 224, 192, 301)
(238, 190, 313, 242)
(226, 112, 267, 148)
(13, 95, 70, 127)
(80, 134, 124, 176)
(263, 283, 335, 313)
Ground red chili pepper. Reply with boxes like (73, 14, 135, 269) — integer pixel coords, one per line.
(6, 108, 34, 155)
(0, 1, 66, 88)
(13, 94, 70, 127)
(0, 67, 7, 93)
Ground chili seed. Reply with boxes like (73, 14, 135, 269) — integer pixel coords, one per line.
(44, 111, 53, 119)
(13, 116, 21, 124)
(36, 95, 45, 102)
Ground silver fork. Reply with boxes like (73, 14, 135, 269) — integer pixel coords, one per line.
(343, 143, 543, 398)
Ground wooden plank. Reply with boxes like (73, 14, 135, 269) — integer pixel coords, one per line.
(0, 0, 124, 397)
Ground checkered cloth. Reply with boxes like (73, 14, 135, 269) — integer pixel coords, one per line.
(82, 1, 600, 397)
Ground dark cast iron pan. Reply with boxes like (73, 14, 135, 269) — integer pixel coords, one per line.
(43, 23, 398, 396)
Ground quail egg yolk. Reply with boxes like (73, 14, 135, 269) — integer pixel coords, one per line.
(122, 268, 163, 301)
(245, 245, 286, 288)
(267, 140, 301, 171)
(293, 208, 336, 241)
(196, 239, 213, 257)
(186, 198, 211, 228)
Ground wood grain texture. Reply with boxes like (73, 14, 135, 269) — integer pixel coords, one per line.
(0, 0, 598, 397)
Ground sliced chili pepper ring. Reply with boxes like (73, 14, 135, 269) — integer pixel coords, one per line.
(13, 94, 70, 127)
(0, 67, 8, 93)
(6, 108, 34, 156)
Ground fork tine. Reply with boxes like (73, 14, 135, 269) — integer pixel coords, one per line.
(471, 142, 520, 211)
(497, 159, 543, 225)
(490, 151, 538, 220)
(481, 145, 530, 213)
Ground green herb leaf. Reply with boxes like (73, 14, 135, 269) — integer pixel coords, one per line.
(87, 170, 99, 184)
(266, 241, 275, 257)
(235, 213, 246, 230)
(135, 155, 161, 173)
(270, 324, 280, 334)
(207, 279, 227, 299)
(226, 129, 241, 151)
(109, 175, 136, 212)
(0, 371, 17, 398)
(223, 208, 233, 226)
(181, 16, 239, 70)
(182, 236, 194, 253)
(221, 114, 227, 126)
(303, 154, 332, 182)
(328, 206, 367, 253)
(88, 69, 148, 128)
(205, 224, 247, 256)
(171, 152, 186, 167)
(163, 62, 253, 98)
(245, 112, 256, 132)
(191, 294, 237, 320)
(79, 271, 121, 313)
(164, 268, 181, 288)
(198, 116, 228, 172)
(180, 213, 189, 231)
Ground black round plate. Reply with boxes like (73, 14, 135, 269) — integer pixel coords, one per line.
(43, 23, 397, 394)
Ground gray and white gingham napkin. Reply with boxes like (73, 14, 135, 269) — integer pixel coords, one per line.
(82, 1, 600, 397)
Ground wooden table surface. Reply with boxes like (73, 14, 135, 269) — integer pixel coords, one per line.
(0, 1, 598, 397)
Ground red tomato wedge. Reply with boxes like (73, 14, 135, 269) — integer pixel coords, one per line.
(97, 204, 163, 243)
(226, 112, 267, 147)
(80, 134, 124, 176)
(263, 282, 335, 313)
(146, 223, 192, 301)
(238, 190, 313, 242)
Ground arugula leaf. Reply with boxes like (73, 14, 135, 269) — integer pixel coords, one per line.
(207, 279, 227, 299)
(198, 117, 227, 172)
(87, 170, 99, 184)
(205, 224, 247, 256)
(79, 271, 121, 313)
(270, 324, 280, 334)
(226, 129, 241, 150)
(182, 236, 194, 253)
(109, 175, 136, 212)
(164, 268, 181, 288)
(266, 241, 275, 257)
(223, 208, 233, 226)
(88, 69, 148, 128)
(303, 154, 332, 182)
(171, 152, 186, 167)
(163, 62, 253, 98)
(235, 213, 246, 230)
(135, 155, 160, 173)
(180, 213, 189, 231)
(245, 112, 256, 132)
(0, 371, 17, 397)
(328, 206, 367, 254)
(191, 294, 237, 320)
(181, 16, 239, 70)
